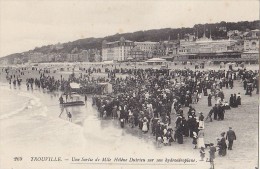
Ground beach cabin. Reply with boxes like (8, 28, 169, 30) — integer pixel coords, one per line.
(98, 83, 113, 94)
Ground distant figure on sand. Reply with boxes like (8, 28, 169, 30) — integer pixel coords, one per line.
(200, 147, 205, 161)
(85, 95, 87, 103)
(85, 95, 88, 106)
(59, 96, 64, 104)
(67, 112, 72, 122)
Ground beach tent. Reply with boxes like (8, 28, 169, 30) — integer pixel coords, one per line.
(206, 61, 212, 65)
(145, 58, 167, 65)
(70, 82, 80, 89)
(220, 62, 225, 69)
(127, 57, 134, 60)
(98, 83, 113, 94)
(226, 62, 236, 71)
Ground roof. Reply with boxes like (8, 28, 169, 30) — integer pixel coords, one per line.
(161, 56, 173, 59)
(126, 56, 134, 60)
(242, 51, 259, 54)
(245, 30, 260, 38)
(134, 41, 158, 44)
(145, 58, 166, 62)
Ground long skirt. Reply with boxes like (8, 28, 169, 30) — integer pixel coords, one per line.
(199, 121, 204, 129)
(222, 148, 227, 156)
(197, 137, 205, 148)
(142, 122, 148, 132)
(117, 110, 120, 118)
(177, 134, 183, 144)
(208, 100, 212, 107)
(171, 106, 176, 114)
(192, 138, 197, 145)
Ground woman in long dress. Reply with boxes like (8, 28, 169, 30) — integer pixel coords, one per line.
(208, 94, 212, 107)
(218, 132, 227, 156)
(198, 112, 205, 129)
(142, 117, 148, 133)
(171, 99, 177, 114)
(197, 129, 205, 148)
(192, 93, 197, 104)
(117, 106, 121, 119)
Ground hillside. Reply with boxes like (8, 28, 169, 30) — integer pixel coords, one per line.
(1, 20, 259, 64)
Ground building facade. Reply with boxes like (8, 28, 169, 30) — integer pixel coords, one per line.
(134, 41, 157, 53)
(129, 46, 146, 61)
(244, 29, 260, 51)
(67, 49, 101, 62)
(178, 33, 237, 54)
(102, 37, 134, 61)
(241, 51, 259, 61)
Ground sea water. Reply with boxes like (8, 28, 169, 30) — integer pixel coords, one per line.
(0, 82, 204, 169)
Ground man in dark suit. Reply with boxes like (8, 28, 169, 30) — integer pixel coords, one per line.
(226, 127, 237, 150)
(213, 104, 218, 120)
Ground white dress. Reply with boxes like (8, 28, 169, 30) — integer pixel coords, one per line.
(142, 121, 148, 132)
(171, 102, 176, 114)
(197, 130, 205, 148)
(199, 120, 205, 129)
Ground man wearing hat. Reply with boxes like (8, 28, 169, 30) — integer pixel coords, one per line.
(226, 127, 237, 150)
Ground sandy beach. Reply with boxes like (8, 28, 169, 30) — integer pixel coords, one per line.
(0, 62, 258, 169)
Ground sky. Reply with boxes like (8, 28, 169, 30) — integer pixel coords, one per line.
(0, 0, 259, 57)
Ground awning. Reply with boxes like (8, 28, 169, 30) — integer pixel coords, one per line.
(145, 58, 166, 63)
(70, 82, 80, 89)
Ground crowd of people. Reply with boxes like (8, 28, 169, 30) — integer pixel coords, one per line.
(3, 66, 111, 94)
(91, 66, 256, 158)
(1, 64, 258, 166)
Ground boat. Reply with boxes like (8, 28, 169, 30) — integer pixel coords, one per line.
(60, 100, 85, 107)
(59, 93, 85, 107)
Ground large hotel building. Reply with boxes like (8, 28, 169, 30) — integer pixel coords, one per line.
(102, 37, 134, 61)
(101, 29, 259, 63)
(174, 29, 259, 62)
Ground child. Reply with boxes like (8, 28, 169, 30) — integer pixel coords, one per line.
(103, 110, 107, 118)
(192, 132, 198, 149)
(163, 136, 168, 146)
(200, 147, 205, 161)
(120, 118, 125, 128)
(67, 112, 72, 122)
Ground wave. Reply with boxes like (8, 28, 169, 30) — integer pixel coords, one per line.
(0, 100, 29, 120)
(0, 84, 47, 120)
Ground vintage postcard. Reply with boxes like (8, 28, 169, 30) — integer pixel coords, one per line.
(0, 0, 259, 169)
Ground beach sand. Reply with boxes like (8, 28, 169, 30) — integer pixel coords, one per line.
(0, 62, 258, 169)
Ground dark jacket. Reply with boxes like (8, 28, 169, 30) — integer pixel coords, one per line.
(226, 130, 236, 141)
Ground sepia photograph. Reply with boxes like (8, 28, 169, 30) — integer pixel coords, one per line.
(0, 0, 259, 169)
